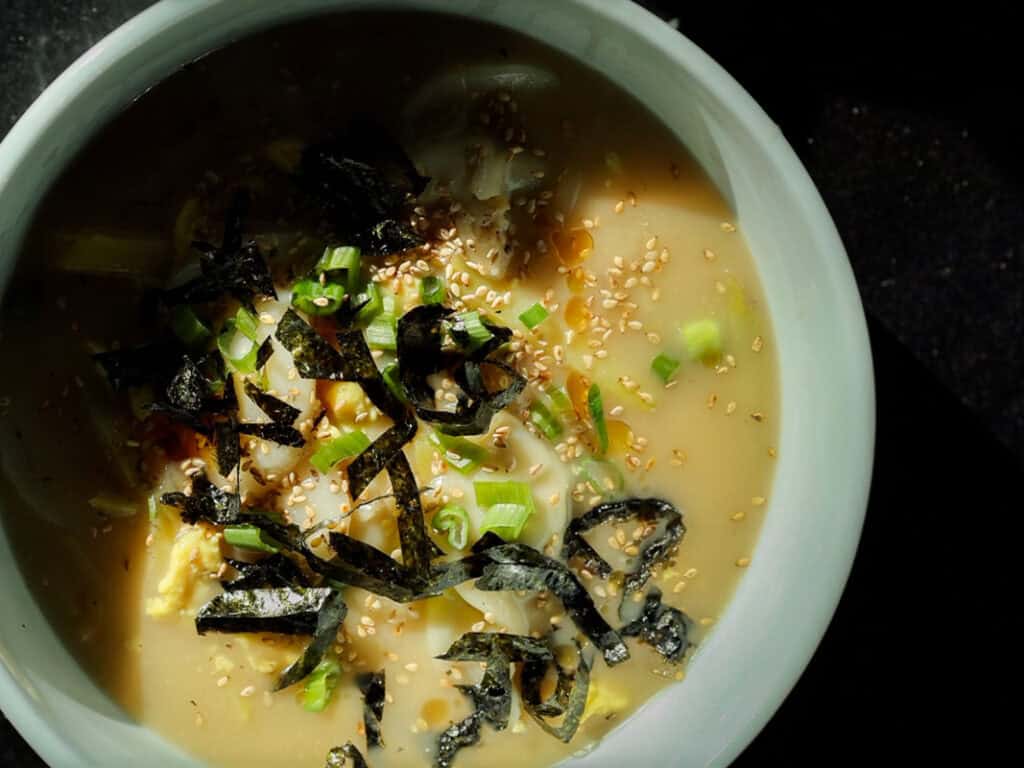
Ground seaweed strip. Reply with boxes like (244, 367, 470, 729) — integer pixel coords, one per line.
(473, 544, 629, 666)
(618, 587, 693, 664)
(386, 449, 443, 573)
(334, 328, 407, 420)
(325, 743, 369, 768)
(521, 643, 591, 743)
(275, 309, 346, 380)
(164, 356, 207, 413)
(356, 670, 386, 748)
(214, 418, 240, 477)
(434, 713, 481, 768)
(275, 589, 347, 690)
(345, 420, 417, 501)
(316, 533, 420, 602)
(236, 421, 305, 447)
(161, 472, 240, 525)
(221, 555, 306, 591)
(562, 498, 684, 598)
(243, 380, 300, 425)
(195, 587, 333, 635)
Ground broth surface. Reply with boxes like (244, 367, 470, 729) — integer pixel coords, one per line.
(0, 13, 777, 768)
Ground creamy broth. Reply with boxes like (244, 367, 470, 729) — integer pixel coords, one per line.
(0, 13, 777, 768)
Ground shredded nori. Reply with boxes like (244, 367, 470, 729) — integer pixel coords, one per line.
(472, 544, 629, 666)
(221, 555, 306, 591)
(299, 126, 426, 255)
(195, 587, 334, 635)
(313, 533, 421, 602)
(275, 589, 348, 690)
(345, 420, 417, 501)
(396, 306, 524, 436)
(562, 498, 684, 599)
(434, 713, 481, 768)
(275, 309, 346, 380)
(356, 670, 386, 748)
(214, 418, 240, 477)
(161, 472, 240, 525)
(164, 191, 276, 307)
(618, 587, 693, 664)
(325, 742, 369, 768)
(521, 642, 591, 742)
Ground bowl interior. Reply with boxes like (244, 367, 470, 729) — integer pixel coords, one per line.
(0, 1, 873, 766)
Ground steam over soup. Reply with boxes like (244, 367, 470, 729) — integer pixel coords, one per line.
(0, 13, 777, 768)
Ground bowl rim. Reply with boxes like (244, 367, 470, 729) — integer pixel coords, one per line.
(0, 1, 874, 766)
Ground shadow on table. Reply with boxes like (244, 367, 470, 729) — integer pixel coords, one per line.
(735, 315, 1019, 765)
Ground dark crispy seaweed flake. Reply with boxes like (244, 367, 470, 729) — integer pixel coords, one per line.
(474, 545, 629, 666)
(521, 643, 591, 743)
(386, 449, 442, 573)
(437, 632, 553, 664)
(434, 712, 481, 768)
(195, 587, 333, 635)
(562, 498, 684, 597)
(221, 555, 306, 591)
(345, 420, 417, 501)
(275, 589, 347, 690)
(356, 670, 386, 748)
(236, 421, 305, 447)
(214, 418, 240, 477)
(619, 587, 693, 664)
(316, 533, 420, 602)
(161, 472, 239, 525)
(275, 309, 346, 380)
(243, 380, 300, 425)
(325, 742, 368, 768)
(164, 356, 207, 413)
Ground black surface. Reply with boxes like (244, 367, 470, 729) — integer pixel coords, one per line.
(1, 2, 1020, 766)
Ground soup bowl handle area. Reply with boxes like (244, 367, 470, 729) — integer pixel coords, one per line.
(0, 1, 874, 766)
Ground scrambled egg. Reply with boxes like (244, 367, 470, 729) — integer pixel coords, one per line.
(145, 524, 223, 618)
(581, 679, 629, 726)
(321, 381, 376, 423)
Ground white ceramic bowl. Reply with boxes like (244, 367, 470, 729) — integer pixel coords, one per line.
(0, 1, 874, 766)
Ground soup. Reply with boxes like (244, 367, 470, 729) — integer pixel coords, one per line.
(0, 13, 777, 768)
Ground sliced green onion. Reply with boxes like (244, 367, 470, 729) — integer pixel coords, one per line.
(420, 275, 445, 305)
(316, 246, 362, 293)
(474, 481, 535, 541)
(576, 457, 624, 498)
(651, 353, 681, 383)
(429, 431, 489, 474)
(292, 278, 346, 316)
(147, 494, 159, 522)
(545, 385, 573, 417)
(381, 362, 407, 404)
(452, 311, 493, 350)
(518, 302, 549, 330)
(587, 382, 608, 455)
(432, 504, 470, 550)
(303, 658, 341, 712)
(681, 318, 722, 362)
(88, 494, 138, 517)
(223, 524, 282, 554)
(365, 313, 398, 350)
(479, 503, 531, 541)
(218, 307, 264, 373)
(529, 399, 562, 440)
(170, 305, 211, 349)
(355, 282, 383, 324)
(310, 429, 371, 474)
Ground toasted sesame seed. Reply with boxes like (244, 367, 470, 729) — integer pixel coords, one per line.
(731, 511, 746, 521)
(752, 335, 764, 352)
(703, 248, 716, 262)
(752, 496, 766, 506)
(736, 557, 751, 567)
(240, 686, 255, 697)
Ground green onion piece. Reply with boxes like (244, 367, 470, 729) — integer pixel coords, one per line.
(587, 383, 608, 455)
(681, 318, 722, 362)
(355, 282, 383, 324)
(432, 504, 470, 550)
(88, 494, 138, 517)
(518, 302, 550, 330)
(576, 457, 625, 498)
(235, 306, 260, 341)
(545, 385, 573, 417)
(381, 362, 407, 404)
(317, 246, 362, 293)
(479, 503, 531, 541)
(310, 430, 372, 475)
(651, 353, 681, 383)
(453, 311, 493, 350)
(222, 524, 282, 554)
(170, 305, 211, 349)
(429, 431, 489, 474)
(303, 658, 341, 712)
(420, 275, 445, 305)
(529, 399, 562, 440)
(365, 313, 398, 350)
(292, 278, 346, 316)
(218, 307, 264, 373)
(474, 481, 535, 540)
(147, 495, 159, 522)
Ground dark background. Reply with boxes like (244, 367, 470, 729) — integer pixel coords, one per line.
(1, 1, 1019, 765)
